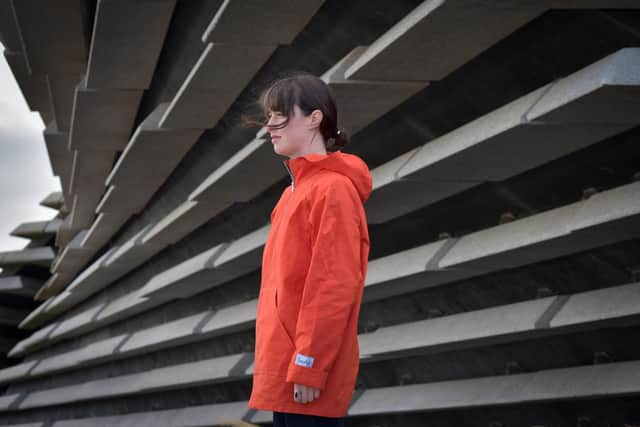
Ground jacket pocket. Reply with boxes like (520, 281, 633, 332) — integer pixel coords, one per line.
(253, 287, 295, 375)
(274, 287, 296, 349)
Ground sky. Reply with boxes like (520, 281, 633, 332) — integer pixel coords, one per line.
(0, 42, 61, 254)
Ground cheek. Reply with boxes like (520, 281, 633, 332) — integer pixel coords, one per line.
(287, 125, 305, 140)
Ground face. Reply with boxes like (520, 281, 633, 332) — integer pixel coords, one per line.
(267, 104, 319, 158)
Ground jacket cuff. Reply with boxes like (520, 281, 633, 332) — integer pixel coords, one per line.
(285, 362, 329, 390)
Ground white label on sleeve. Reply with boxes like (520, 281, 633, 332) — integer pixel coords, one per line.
(295, 353, 315, 368)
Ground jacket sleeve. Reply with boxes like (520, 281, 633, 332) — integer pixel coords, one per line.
(285, 179, 363, 390)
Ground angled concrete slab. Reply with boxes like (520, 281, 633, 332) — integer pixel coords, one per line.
(143, 224, 270, 300)
(54, 214, 77, 249)
(4, 281, 640, 401)
(347, 360, 640, 415)
(551, 281, 640, 328)
(10, 219, 60, 239)
(366, 48, 640, 224)
(46, 73, 80, 132)
(103, 103, 204, 216)
(344, 1, 545, 82)
(0, 247, 55, 268)
(81, 212, 130, 250)
(188, 136, 284, 204)
(363, 239, 464, 303)
(16, 297, 58, 331)
(139, 242, 227, 299)
(322, 46, 428, 136)
(438, 181, 640, 273)
(0, 276, 42, 298)
(525, 48, 640, 124)
(39, 191, 64, 210)
(11, 0, 87, 74)
(0, 352, 251, 411)
(0, 0, 23, 53)
(43, 122, 73, 193)
(50, 230, 92, 276)
(140, 200, 224, 248)
(96, 185, 150, 215)
(34, 272, 74, 301)
(202, 0, 324, 44)
(68, 151, 118, 229)
(68, 78, 144, 151)
(2, 49, 52, 121)
(159, 42, 276, 129)
(86, 0, 176, 89)
(359, 296, 557, 362)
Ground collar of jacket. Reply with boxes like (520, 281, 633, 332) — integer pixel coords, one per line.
(282, 151, 334, 190)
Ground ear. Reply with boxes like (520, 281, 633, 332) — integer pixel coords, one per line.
(308, 109, 323, 129)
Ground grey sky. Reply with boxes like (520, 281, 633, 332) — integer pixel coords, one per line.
(0, 42, 61, 254)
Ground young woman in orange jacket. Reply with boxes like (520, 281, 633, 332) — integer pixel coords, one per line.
(244, 72, 372, 426)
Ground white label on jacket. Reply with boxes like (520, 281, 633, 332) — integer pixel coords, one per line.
(295, 353, 315, 368)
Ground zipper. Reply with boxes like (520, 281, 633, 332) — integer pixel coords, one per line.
(272, 161, 295, 231)
(283, 161, 295, 192)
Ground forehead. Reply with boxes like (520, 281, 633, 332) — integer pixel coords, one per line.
(268, 104, 302, 116)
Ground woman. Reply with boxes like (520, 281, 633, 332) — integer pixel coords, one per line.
(244, 72, 372, 426)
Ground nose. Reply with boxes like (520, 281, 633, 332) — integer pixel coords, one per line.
(266, 116, 280, 129)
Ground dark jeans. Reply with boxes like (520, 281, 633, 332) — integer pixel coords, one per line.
(272, 411, 345, 427)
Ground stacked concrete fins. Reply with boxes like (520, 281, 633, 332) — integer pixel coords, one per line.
(0, 0, 639, 425)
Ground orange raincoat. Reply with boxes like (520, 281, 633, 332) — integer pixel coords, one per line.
(247, 149, 372, 418)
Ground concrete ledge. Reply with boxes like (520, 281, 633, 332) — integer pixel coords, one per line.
(68, 151, 118, 230)
(347, 359, 640, 416)
(18, 297, 60, 331)
(322, 46, 428, 136)
(159, 42, 276, 129)
(0, 0, 23, 52)
(142, 225, 270, 300)
(367, 181, 640, 301)
(46, 74, 79, 132)
(0, 276, 42, 298)
(3, 282, 640, 412)
(8, 277, 639, 379)
(86, 0, 176, 89)
(33, 273, 74, 302)
(366, 48, 640, 224)
(11, 179, 640, 354)
(345, 1, 545, 82)
(11, 0, 87, 75)
(139, 242, 228, 300)
(188, 136, 284, 204)
(43, 122, 73, 196)
(103, 103, 204, 217)
(0, 247, 55, 268)
(54, 215, 76, 249)
(202, 0, 324, 45)
(68, 79, 143, 151)
(81, 212, 130, 251)
(438, 181, 640, 272)
(50, 230, 92, 277)
(344, 1, 640, 83)
(10, 219, 61, 239)
(39, 192, 64, 210)
(3, 50, 51, 120)
(0, 352, 252, 411)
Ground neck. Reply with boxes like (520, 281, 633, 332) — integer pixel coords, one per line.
(288, 132, 327, 159)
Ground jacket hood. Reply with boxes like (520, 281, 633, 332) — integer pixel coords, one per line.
(283, 150, 373, 203)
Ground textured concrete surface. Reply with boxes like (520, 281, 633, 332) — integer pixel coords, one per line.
(1, 1, 640, 424)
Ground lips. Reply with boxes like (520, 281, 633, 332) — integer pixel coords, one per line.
(271, 136, 281, 143)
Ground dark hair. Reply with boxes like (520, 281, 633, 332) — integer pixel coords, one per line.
(241, 71, 349, 151)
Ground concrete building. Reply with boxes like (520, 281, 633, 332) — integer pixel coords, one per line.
(0, 0, 639, 425)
